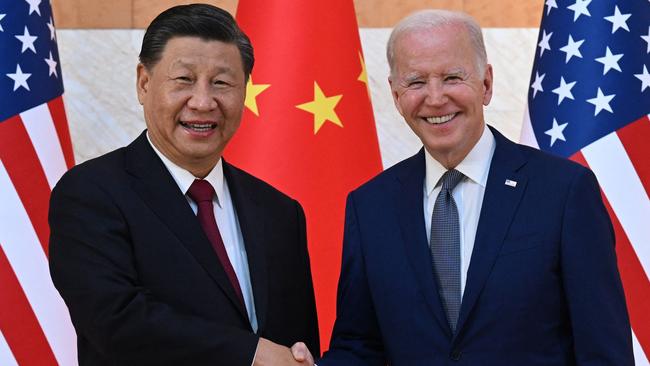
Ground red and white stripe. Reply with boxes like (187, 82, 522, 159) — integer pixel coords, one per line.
(0, 97, 77, 366)
(522, 112, 650, 366)
(0, 330, 19, 366)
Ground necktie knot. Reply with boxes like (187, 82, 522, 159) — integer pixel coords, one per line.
(188, 179, 215, 204)
(439, 169, 464, 192)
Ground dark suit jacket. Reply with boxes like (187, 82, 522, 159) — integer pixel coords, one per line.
(320, 127, 633, 366)
(49, 131, 319, 366)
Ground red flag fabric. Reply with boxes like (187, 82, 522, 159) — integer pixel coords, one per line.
(228, 0, 383, 350)
(0, 1, 77, 365)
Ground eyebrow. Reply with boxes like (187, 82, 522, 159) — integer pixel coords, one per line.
(169, 60, 235, 75)
(169, 60, 193, 69)
(446, 67, 466, 75)
(402, 73, 424, 84)
(446, 68, 468, 77)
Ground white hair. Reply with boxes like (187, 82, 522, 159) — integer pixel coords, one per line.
(386, 9, 488, 76)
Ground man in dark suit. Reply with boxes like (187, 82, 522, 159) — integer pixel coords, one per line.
(48, 4, 318, 366)
(300, 9, 633, 366)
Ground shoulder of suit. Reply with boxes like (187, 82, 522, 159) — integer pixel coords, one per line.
(512, 141, 589, 176)
(351, 150, 422, 196)
(488, 126, 586, 175)
(55, 145, 130, 189)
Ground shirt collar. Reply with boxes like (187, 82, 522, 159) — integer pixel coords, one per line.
(425, 124, 496, 197)
(146, 132, 226, 207)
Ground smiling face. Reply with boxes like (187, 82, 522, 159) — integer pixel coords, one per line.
(136, 36, 246, 177)
(389, 22, 493, 168)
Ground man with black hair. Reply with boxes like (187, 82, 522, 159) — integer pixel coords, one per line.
(49, 4, 319, 365)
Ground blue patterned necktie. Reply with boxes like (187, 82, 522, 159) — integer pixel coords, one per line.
(430, 169, 464, 334)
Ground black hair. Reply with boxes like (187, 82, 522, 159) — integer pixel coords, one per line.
(139, 3, 254, 77)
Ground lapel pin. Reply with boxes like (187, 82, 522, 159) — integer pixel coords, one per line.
(505, 179, 517, 187)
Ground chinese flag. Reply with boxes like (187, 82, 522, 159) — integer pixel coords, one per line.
(227, 0, 383, 351)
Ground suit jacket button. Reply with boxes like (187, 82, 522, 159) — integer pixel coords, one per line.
(449, 350, 462, 361)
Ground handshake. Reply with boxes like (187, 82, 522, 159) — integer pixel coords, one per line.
(253, 338, 315, 366)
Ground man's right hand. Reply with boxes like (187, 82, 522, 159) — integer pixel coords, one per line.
(253, 338, 314, 366)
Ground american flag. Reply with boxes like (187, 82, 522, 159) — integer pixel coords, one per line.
(520, 0, 650, 364)
(0, 0, 77, 365)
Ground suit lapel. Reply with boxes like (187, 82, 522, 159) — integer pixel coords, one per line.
(125, 132, 250, 324)
(396, 150, 452, 336)
(455, 128, 527, 335)
(223, 162, 269, 333)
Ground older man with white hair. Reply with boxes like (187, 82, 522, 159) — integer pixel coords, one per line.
(294, 9, 634, 366)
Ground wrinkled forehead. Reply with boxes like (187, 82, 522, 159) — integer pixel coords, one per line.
(390, 23, 484, 77)
(393, 26, 472, 64)
(156, 37, 244, 70)
(395, 22, 470, 50)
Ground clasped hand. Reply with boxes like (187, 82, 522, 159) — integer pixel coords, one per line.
(253, 338, 315, 366)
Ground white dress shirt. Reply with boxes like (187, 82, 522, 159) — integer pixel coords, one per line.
(147, 134, 258, 332)
(424, 125, 496, 297)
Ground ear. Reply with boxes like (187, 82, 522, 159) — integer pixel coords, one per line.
(388, 76, 405, 116)
(136, 63, 150, 105)
(482, 64, 494, 106)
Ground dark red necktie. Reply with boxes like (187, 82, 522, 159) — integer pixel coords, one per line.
(187, 179, 245, 307)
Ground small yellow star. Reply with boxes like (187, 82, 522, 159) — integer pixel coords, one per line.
(296, 82, 343, 134)
(244, 77, 270, 116)
(358, 52, 368, 85)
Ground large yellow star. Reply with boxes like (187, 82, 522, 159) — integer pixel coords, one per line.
(296, 82, 343, 134)
(358, 52, 368, 85)
(244, 77, 270, 116)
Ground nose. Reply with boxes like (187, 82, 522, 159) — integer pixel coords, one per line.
(186, 83, 218, 111)
(424, 80, 448, 106)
